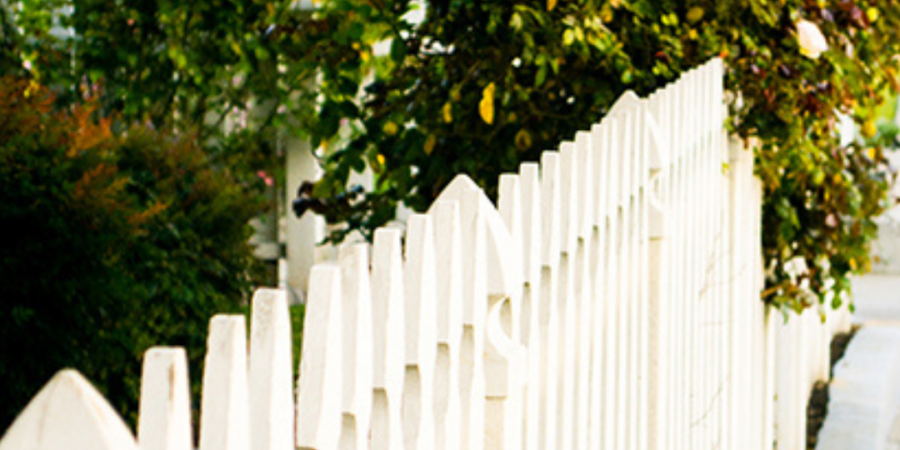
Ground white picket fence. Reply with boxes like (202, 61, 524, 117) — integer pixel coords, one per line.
(0, 58, 853, 450)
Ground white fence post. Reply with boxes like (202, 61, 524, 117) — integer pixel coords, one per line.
(139, 348, 192, 450)
(371, 228, 406, 450)
(556, 140, 578, 450)
(199, 315, 250, 450)
(645, 88, 670, 450)
(403, 214, 438, 450)
(249, 289, 294, 450)
(339, 244, 374, 450)
(0, 370, 139, 450)
(539, 151, 561, 450)
(517, 162, 543, 450)
(588, 121, 609, 450)
(297, 265, 344, 450)
(430, 200, 464, 450)
(574, 130, 595, 450)
(431, 176, 488, 450)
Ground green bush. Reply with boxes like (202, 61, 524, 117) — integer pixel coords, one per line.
(0, 78, 265, 430)
(300, 0, 900, 313)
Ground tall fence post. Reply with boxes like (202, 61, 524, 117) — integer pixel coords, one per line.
(431, 176, 488, 450)
(339, 244, 374, 450)
(517, 162, 543, 450)
(249, 289, 294, 450)
(430, 200, 464, 450)
(646, 89, 670, 450)
(139, 348, 192, 450)
(402, 214, 438, 450)
(297, 265, 343, 450)
(199, 315, 250, 450)
(371, 229, 406, 450)
(539, 151, 561, 450)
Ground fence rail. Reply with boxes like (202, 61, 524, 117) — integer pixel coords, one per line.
(0, 58, 852, 450)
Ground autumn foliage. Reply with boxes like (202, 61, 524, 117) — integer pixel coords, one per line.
(0, 77, 264, 430)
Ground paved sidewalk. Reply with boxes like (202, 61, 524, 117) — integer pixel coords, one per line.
(815, 274, 900, 450)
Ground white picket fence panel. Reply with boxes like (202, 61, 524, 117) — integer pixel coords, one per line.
(0, 58, 853, 450)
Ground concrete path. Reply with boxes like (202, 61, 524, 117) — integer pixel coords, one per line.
(815, 275, 900, 450)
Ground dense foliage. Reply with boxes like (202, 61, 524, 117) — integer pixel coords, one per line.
(293, 0, 900, 313)
(0, 78, 264, 429)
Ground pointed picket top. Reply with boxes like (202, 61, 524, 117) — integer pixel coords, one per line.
(139, 347, 192, 450)
(429, 200, 464, 346)
(0, 369, 138, 450)
(519, 163, 542, 285)
(607, 90, 641, 119)
(338, 243, 374, 445)
(575, 131, 594, 239)
(540, 151, 561, 267)
(371, 228, 405, 393)
(429, 175, 486, 330)
(430, 173, 521, 307)
(645, 95, 670, 171)
(199, 315, 250, 450)
(248, 288, 294, 450)
(297, 264, 343, 450)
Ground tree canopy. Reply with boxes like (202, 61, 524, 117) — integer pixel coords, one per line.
(302, 0, 900, 314)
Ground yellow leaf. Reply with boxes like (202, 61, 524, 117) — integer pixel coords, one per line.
(686, 6, 704, 24)
(563, 29, 575, 46)
(868, 7, 880, 22)
(547, 0, 557, 11)
(833, 173, 843, 184)
(862, 119, 876, 138)
(849, 258, 857, 271)
(377, 154, 386, 166)
(424, 134, 437, 155)
(479, 82, 496, 125)
(868, 147, 877, 159)
(600, 4, 613, 23)
(383, 121, 398, 136)
(443, 102, 453, 123)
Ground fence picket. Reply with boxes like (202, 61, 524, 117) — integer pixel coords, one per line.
(199, 315, 250, 450)
(297, 265, 344, 450)
(430, 200, 464, 450)
(431, 176, 487, 450)
(573, 130, 595, 450)
(339, 244, 374, 450)
(518, 162, 543, 450)
(0, 370, 139, 450)
(371, 228, 406, 450)
(403, 214, 438, 450)
(249, 289, 294, 450)
(138, 348, 192, 450)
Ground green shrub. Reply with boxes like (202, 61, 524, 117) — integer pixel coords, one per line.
(0, 78, 265, 430)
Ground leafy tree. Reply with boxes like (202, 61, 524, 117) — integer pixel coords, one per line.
(0, 78, 265, 430)
(301, 0, 900, 313)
